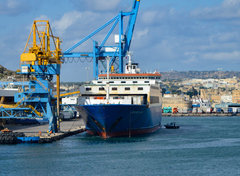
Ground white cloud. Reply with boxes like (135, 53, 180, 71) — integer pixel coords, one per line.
(135, 28, 149, 39)
(7, 0, 18, 8)
(213, 32, 238, 42)
(141, 8, 176, 25)
(202, 51, 240, 61)
(88, 0, 121, 11)
(142, 11, 160, 24)
(53, 11, 82, 36)
(0, 0, 28, 15)
(70, 0, 122, 11)
(184, 52, 198, 63)
(192, 0, 240, 19)
(222, 0, 240, 7)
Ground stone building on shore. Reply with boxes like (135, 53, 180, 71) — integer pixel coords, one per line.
(162, 94, 192, 113)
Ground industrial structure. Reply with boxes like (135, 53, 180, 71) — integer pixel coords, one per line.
(63, 0, 140, 79)
(0, 20, 61, 132)
(0, 0, 141, 134)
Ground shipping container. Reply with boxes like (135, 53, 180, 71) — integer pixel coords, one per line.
(163, 107, 172, 113)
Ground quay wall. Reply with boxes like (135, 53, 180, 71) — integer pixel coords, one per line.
(162, 113, 235, 117)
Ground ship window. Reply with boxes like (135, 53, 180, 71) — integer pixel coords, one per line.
(133, 81, 138, 83)
(86, 88, 91, 91)
(99, 87, 105, 91)
(112, 87, 117, 91)
(144, 81, 149, 83)
(125, 87, 130, 91)
(97, 81, 102, 83)
(121, 81, 126, 83)
(109, 81, 114, 83)
(138, 87, 143, 90)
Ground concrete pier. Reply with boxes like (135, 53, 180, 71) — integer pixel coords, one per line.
(162, 113, 235, 117)
(1, 118, 86, 144)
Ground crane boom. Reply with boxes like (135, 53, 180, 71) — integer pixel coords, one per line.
(124, 0, 140, 55)
(63, 0, 141, 79)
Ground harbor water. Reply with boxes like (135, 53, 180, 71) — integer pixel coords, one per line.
(0, 116, 240, 176)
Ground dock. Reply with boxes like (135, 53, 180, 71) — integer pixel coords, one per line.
(162, 113, 235, 117)
(0, 118, 86, 144)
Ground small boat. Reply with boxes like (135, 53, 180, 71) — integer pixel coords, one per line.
(164, 122, 180, 129)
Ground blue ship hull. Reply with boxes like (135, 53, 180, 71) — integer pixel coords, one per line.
(78, 104, 162, 138)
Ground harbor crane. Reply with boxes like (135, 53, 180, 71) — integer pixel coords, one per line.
(0, 20, 62, 132)
(63, 0, 141, 79)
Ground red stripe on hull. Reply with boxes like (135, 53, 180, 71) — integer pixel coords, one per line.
(86, 125, 161, 139)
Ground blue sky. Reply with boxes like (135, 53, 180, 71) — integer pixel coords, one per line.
(1, 0, 240, 82)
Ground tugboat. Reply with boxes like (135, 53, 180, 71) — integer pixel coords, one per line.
(164, 122, 180, 129)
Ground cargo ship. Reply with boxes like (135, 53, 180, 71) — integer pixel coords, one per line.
(77, 55, 162, 138)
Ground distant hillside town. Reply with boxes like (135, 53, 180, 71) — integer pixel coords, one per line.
(161, 70, 240, 80)
(161, 76, 240, 114)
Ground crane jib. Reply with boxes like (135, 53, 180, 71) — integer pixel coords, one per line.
(63, 0, 141, 79)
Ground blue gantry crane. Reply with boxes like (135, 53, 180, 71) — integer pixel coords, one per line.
(63, 0, 141, 79)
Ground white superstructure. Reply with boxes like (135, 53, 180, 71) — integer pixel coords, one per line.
(79, 58, 162, 106)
